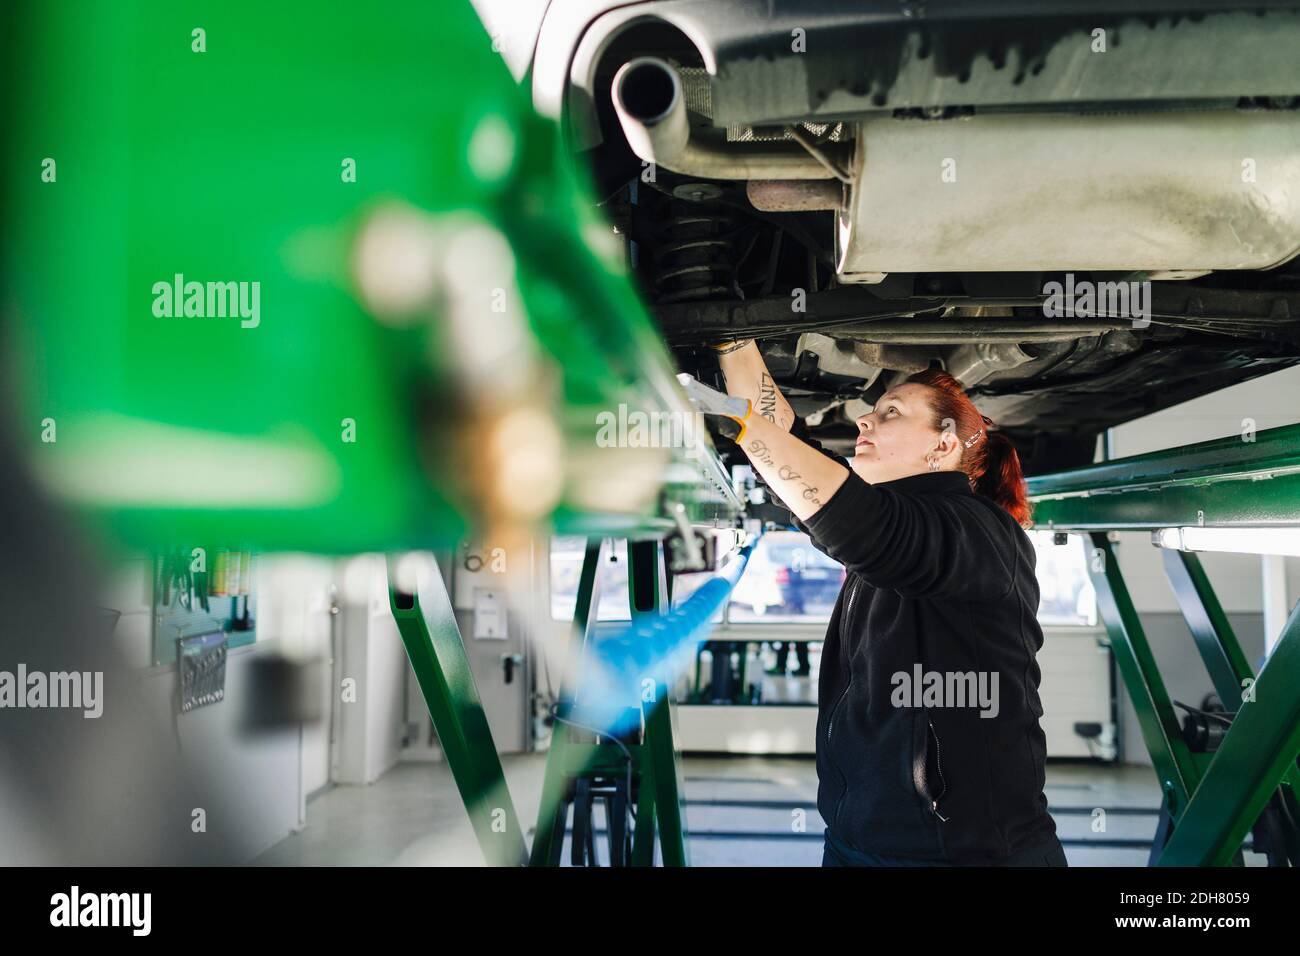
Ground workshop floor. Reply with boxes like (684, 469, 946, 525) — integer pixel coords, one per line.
(255, 754, 1269, 867)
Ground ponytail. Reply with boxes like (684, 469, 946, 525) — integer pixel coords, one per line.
(975, 430, 1033, 528)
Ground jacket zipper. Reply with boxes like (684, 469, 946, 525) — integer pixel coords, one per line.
(826, 677, 852, 825)
(926, 715, 950, 823)
(826, 575, 860, 826)
(826, 678, 852, 746)
(841, 575, 861, 642)
(828, 575, 860, 747)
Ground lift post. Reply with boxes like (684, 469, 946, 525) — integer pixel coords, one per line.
(1028, 423, 1300, 866)
(530, 538, 690, 866)
(388, 534, 742, 866)
(387, 555, 529, 867)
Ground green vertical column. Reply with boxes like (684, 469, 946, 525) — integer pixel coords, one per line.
(1160, 548, 1300, 863)
(387, 555, 527, 867)
(1161, 550, 1256, 706)
(1086, 534, 1201, 819)
(1158, 605, 1300, 865)
(529, 537, 604, 866)
(628, 539, 690, 867)
(631, 767, 659, 865)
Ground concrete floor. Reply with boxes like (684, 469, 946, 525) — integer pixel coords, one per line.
(254, 754, 1270, 866)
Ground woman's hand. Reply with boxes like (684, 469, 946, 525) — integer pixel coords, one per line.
(676, 372, 753, 436)
(678, 373, 849, 522)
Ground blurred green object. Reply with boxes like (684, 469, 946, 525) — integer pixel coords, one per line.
(3, 0, 739, 554)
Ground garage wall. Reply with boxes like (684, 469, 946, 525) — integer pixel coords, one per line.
(333, 556, 408, 785)
(104, 557, 320, 861)
(1104, 362, 1300, 766)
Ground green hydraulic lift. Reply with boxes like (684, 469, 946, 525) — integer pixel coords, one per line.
(525, 537, 691, 867)
(387, 533, 756, 866)
(1028, 423, 1300, 866)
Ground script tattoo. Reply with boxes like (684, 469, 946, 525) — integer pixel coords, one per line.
(758, 373, 779, 424)
(748, 439, 823, 506)
(748, 438, 777, 466)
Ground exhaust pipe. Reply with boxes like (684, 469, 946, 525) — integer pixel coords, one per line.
(611, 57, 836, 181)
(746, 180, 842, 211)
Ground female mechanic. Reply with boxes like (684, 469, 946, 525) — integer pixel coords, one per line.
(683, 339, 1066, 867)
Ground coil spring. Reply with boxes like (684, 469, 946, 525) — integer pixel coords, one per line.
(643, 196, 746, 304)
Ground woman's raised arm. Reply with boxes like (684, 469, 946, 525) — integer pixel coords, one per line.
(715, 340, 797, 432)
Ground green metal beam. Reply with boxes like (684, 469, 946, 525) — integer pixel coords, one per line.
(530, 536, 694, 866)
(1028, 424, 1300, 530)
(530, 537, 604, 866)
(1030, 426, 1300, 866)
(1157, 604, 1300, 865)
(1161, 550, 1256, 708)
(1085, 534, 1202, 816)
(387, 555, 527, 867)
(1158, 549, 1300, 864)
(628, 539, 690, 867)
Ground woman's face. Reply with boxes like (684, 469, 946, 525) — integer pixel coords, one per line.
(850, 383, 959, 484)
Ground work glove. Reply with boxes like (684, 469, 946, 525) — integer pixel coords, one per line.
(676, 372, 753, 441)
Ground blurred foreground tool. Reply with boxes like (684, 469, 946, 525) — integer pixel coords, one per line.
(1029, 425, 1300, 866)
(1, 0, 741, 865)
(3, 0, 741, 556)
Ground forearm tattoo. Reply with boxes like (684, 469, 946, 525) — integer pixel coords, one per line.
(747, 438, 823, 506)
(758, 372, 779, 424)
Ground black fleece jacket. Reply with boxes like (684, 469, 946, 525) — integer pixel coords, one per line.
(772, 418, 1057, 862)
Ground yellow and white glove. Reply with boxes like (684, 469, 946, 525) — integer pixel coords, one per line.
(676, 372, 753, 441)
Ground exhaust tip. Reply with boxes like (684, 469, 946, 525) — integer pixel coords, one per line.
(614, 57, 680, 125)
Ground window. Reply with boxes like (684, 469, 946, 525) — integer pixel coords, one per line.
(550, 537, 631, 621)
(1029, 530, 1098, 626)
(552, 530, 1098, 628)
(727, 530, 843, 624)
(550, 532, 840, 625)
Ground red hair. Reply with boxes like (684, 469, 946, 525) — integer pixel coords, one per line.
(903, 368, 1034, 527)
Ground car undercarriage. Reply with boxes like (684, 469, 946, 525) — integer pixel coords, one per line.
(506, 0, 1300, 471)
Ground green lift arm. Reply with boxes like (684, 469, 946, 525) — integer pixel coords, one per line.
(1029, 424, 1300, 866)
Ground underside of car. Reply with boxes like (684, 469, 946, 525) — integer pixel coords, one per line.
(516, 0, 1300, 472)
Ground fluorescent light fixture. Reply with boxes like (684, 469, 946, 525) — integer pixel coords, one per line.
(1152, 527, 1300, 557)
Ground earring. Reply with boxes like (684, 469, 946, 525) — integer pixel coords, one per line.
(927, 456, 940, 471)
